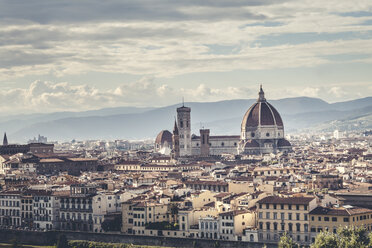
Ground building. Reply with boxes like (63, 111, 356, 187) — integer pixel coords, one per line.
(33, 190, 59, 230)
(238, 86, 291, 155)
(309, 205, 372, 242)
(58, 185, 96, 232)
(0, 191, 21, 227)
(154, 130, 173, 155)
(156, 86, 291, 157)
(312, 174, 343, 190)
(177, 104, 192, 156)
(256, 196, 317, 245)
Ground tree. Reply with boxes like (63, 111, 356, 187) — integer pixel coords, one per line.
(56, 234, 69, 248)
(278, 233, 298, 248)
(170, 203, 179, 223)
(311, 226, 370, 248)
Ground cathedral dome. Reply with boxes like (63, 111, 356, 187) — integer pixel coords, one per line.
(155, 130, 172, 145)
(241, 86, 283, 130)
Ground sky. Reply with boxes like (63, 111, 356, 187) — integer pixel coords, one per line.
(0, 0, 372, 114)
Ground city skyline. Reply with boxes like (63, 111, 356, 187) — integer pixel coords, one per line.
(0, 0, 372, 114)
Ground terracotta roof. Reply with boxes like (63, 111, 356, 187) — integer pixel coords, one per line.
(278, 139, 291, 147)
(241, 94, 283, 129)
(310, 206, 372, 216)
(155, 130, 172, 145)
(257, 196, 315, 204)
(244, 139, 260, 148)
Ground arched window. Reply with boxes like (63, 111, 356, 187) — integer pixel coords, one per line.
(266, 133, 270, 137)
(250, 234, 254, 242)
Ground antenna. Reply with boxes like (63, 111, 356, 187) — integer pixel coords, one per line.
(182, 97, 184, 107)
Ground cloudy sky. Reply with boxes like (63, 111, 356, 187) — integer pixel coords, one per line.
(1, 0, 372, 114)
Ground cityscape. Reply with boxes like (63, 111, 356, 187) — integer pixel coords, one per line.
(1, 1, 372, 248)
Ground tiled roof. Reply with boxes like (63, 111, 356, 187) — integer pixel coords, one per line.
(257, 196, 315, 204)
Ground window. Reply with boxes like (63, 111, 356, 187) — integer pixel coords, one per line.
(266, 212, 270, 219)
(274, 222, 278, 231)
(281, 204, 284, 210)
(318, 216, 321, 221)
(296, 205, 300, 210)
(344, 217, 349, 222)
(296, 213, 300, 221)
(266, 204, 269, 209)
(273, 213, 277, 220)
(304, 214, 308, 221)
(259, 212, 263, 219)
(332, 217, 337, 222)
(288, 205, 292, 210)
(288, 223, 293, 232)
(259, 222, 263, 230)
(266, 133, 270, 137)
(324, 217, 329, 222)
(274, 204, 277, 210)
(281, 213, 285, 220)
(288, 213, 292, 220)
(296, 223, 301, 232)
(266, 222, 271, 230)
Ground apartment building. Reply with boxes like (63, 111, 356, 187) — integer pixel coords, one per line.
(58, 184, 96, 232)
(33, 190, 59, 230)
(256, 196, 317, 245)
(0, 191, 21, 227)
(309, 205, 372, 242)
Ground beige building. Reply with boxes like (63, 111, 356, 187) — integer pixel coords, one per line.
(256, 196, 317, 245)
(309, 205, 372, 242)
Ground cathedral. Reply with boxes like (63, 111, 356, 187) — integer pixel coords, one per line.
(154, 86, 292, 157)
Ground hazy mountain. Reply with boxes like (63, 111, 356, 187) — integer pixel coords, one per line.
(0, 106, 153, 135)
(4, 96, 372, 142)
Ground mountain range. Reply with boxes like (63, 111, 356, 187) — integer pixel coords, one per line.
(1, 96, 371, 143)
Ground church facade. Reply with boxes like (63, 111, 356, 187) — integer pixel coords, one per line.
(154, 86, 292, 157)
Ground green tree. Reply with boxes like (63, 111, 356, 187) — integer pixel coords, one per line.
(278, 233, 298, 248)
(311, 226, 370, 248)
(311, 231, 338, 248)
(56, 234, 69, 248)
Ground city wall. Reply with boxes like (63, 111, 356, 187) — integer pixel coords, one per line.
(0, 229, 277, 248)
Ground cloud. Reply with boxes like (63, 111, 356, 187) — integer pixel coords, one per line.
(0, 80, 255, 114)
(0, 0, 371, 80)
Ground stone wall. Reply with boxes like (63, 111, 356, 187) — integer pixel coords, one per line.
(0, 229, 277, 248)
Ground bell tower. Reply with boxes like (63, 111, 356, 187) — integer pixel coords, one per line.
(177, 102, 191, 156)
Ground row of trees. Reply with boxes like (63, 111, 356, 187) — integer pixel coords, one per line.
(279, 226, 372, 248)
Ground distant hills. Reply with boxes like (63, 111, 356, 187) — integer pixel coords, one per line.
(1, 96, 371, 142)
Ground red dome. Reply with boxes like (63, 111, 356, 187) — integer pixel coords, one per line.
(155, 130, 172, 145)
(241, 87, 283, 129)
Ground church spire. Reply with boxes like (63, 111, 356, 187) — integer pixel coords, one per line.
(258, 84, 266, 102)
(173, 118, 179, 135)
(3, 132, 8, 146)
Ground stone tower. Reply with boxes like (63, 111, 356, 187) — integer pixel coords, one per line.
(3, 133, 8, 146)
(177, 104, 191, 156)
(172, 119, 180, 159)
(200, 129, 210, 157)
